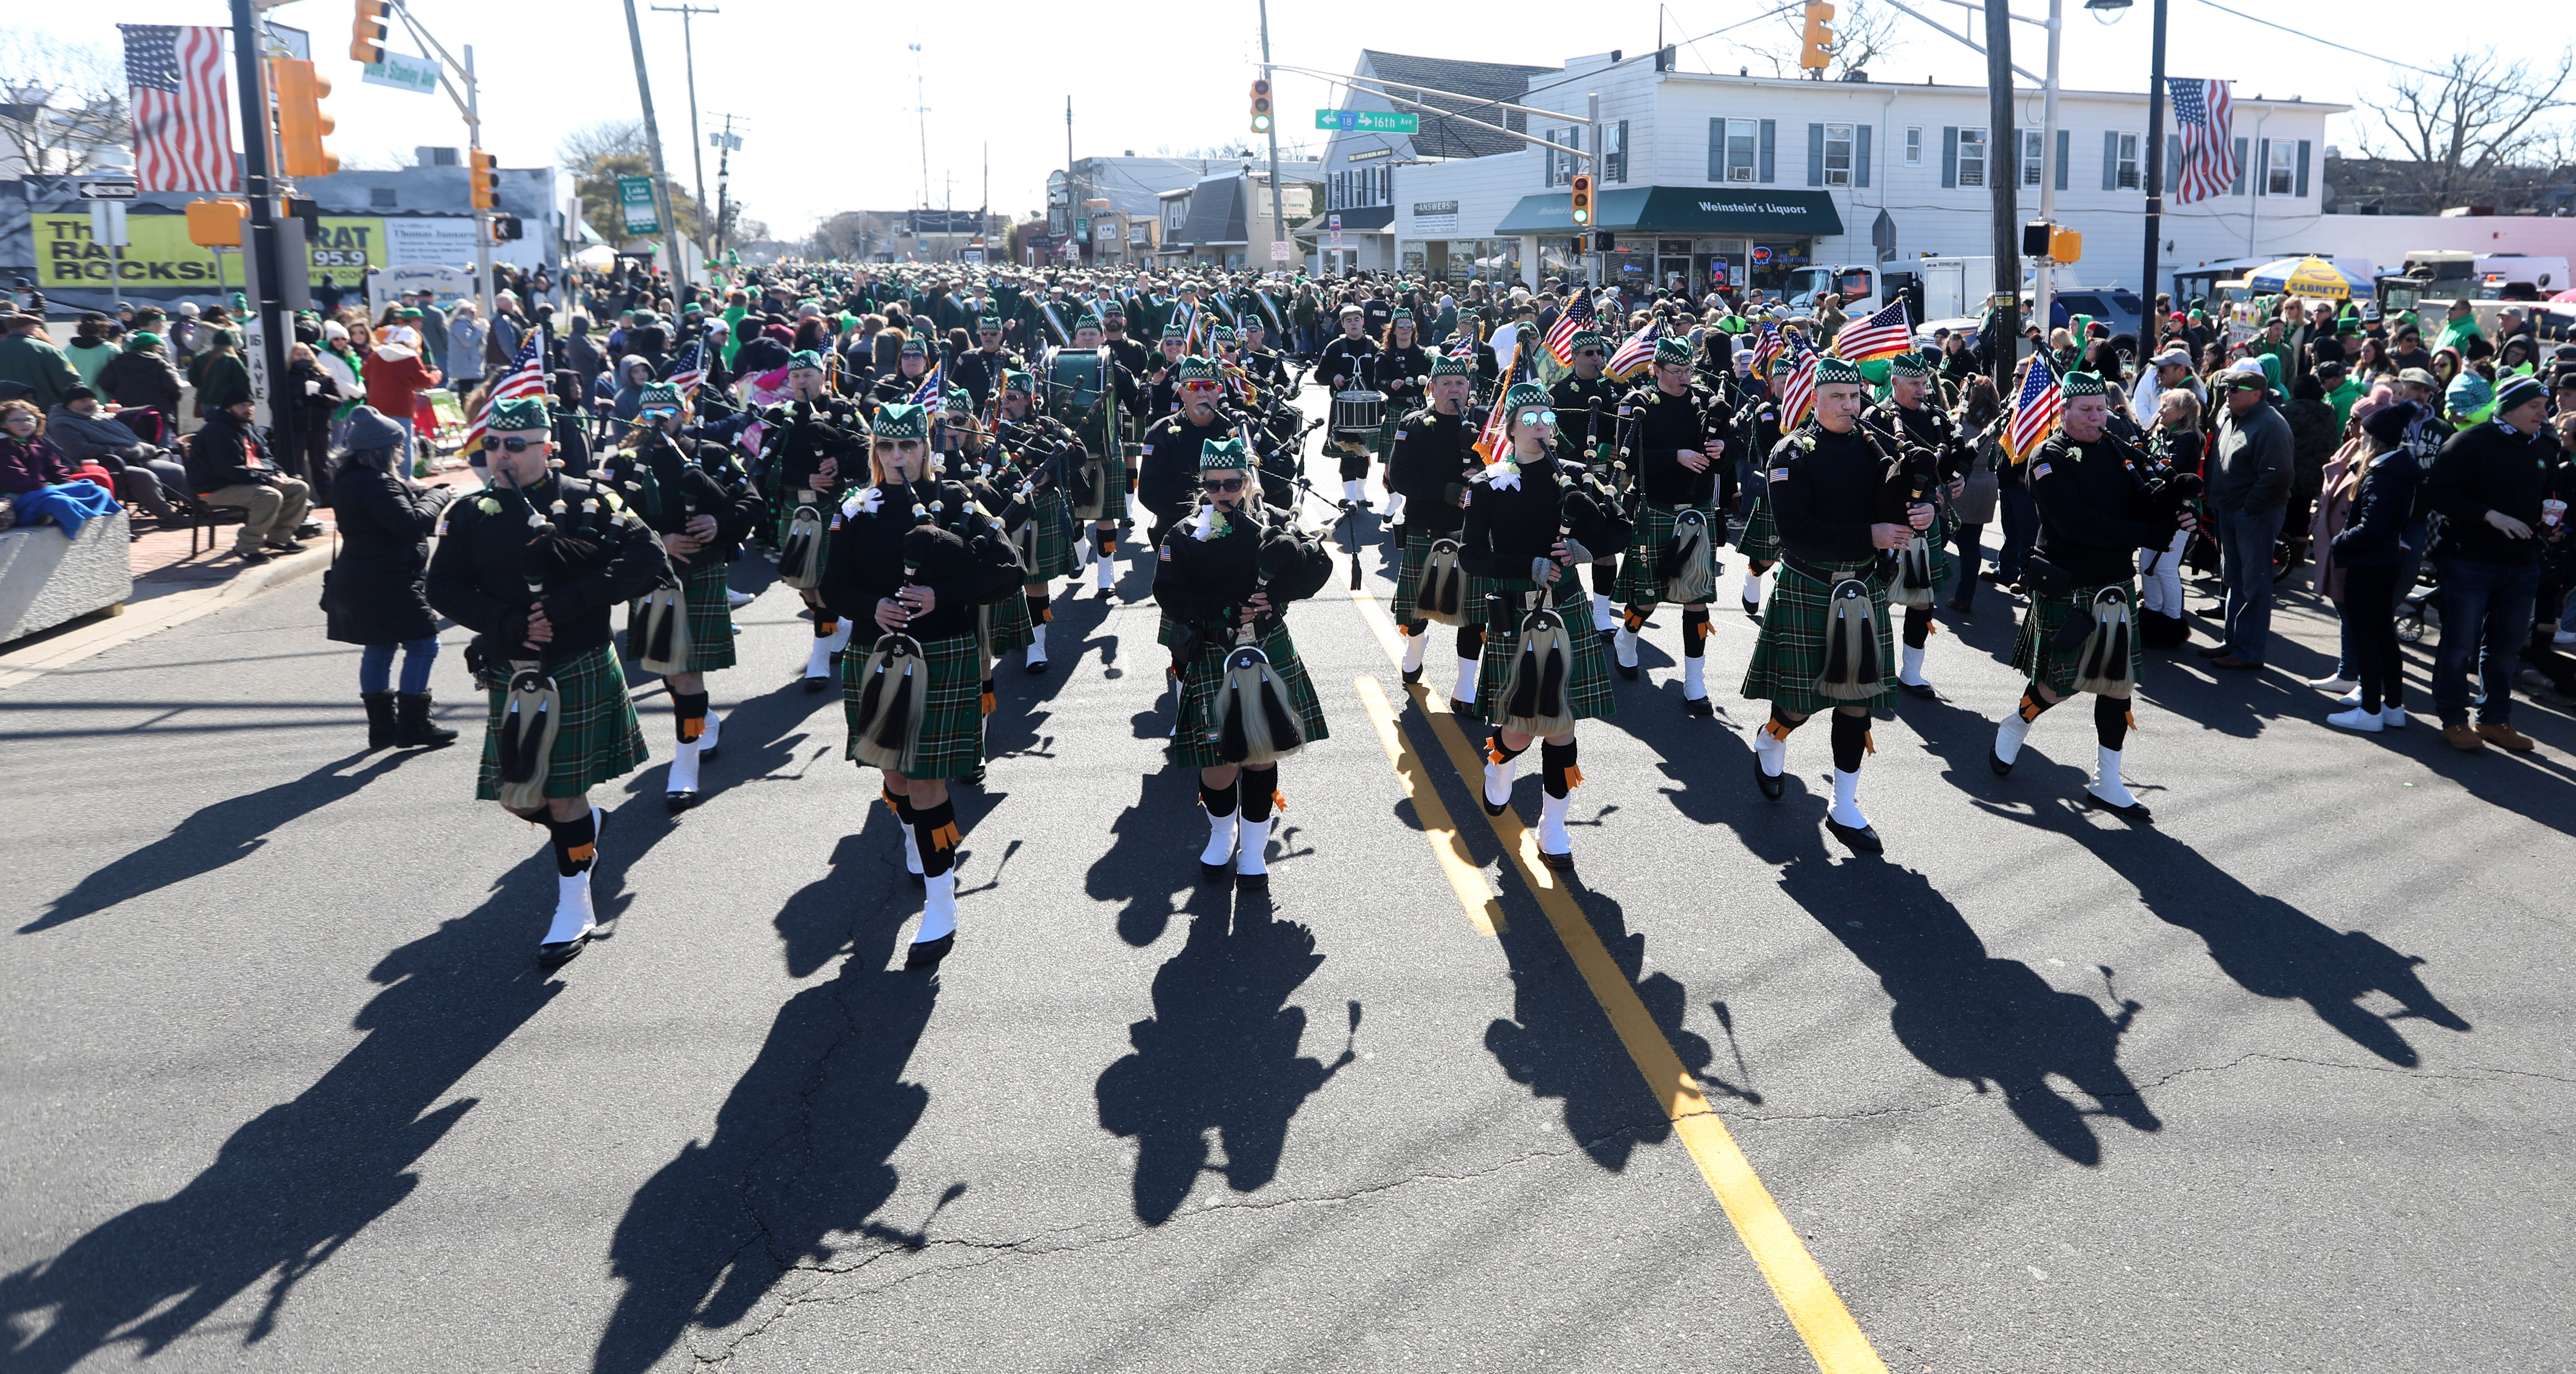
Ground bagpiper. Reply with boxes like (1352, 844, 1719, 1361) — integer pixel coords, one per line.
(935, 385, 1037, 762)
(1610, 333, 1735, 715)
(600, 381, 765, 810)
(1461, 382, 1632, 871)
(1732, 355, 1794, 621)
(1738, 355, 1930, 855)
(1989, 371, 2188, 821)
(762, 351, 865, 691)
(818, 402, 1024, 967)
(1070, 311, 1144, 601)
(1862, 351, 1974, 699)
(425, 397, 667, 963)
(1153, 436, 1335, 891)
(1137, 356, 1243, 553)
(1547, 328, 1624, 633)
(992, 368, 1086, 672)
(1384, 352, 1485, 711)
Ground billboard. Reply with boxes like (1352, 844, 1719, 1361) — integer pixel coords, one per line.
(34, 212, 496, 290)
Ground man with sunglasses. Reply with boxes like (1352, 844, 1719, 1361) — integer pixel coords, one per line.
(1610, 333, 1737, 713)
(1387, 353, 1487, 708)
(1550, 329, 1627, 633)
(1739, 355, 1929, 855)
(1138, 356, 1243, 560)
(1865, 351, 1975, 699)
(1731, 355, 1797, 620)
(764, 350, 867, 690)
(952, 314, 1024, 408)
(427, 397, 666, 963)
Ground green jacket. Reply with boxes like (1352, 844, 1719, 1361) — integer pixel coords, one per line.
(0, 333, 85, 410)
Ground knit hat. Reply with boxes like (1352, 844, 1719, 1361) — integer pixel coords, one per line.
(489, 397, 551, 432)
(2361, 399, 2420, 447)
(1888, 351, 1932, 378)
(342, 404, 408, 452)
(63, 384, 96, 402)
(1812, 355, 1864, 387)
(872, 402, 930, 440)
(898, 334, 929, 356)
(1428, 352, 1472, 379)
(1570, 330, 1608, 352)
(204, 380, 253, 409)
(637, 381, 683, 409)
(786, 349, 825, 372)
(1198, 435, 1251, 472)
(126, 331, 163, 351)
(2060, 370, 2106, 398)
(1653, 334, 1693, 365)
(1501, 381, 1552, 416)
(2444, 370, 2493, 418)
(2494, 373, 2546, 413)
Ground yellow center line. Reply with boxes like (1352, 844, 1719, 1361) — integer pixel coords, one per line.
(1353, 673, 1505, 936)
(1338, 574, 1886, 1374)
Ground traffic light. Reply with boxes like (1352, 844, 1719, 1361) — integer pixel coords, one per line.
(468, 149, 498, 210)
(2048, 226, 2083, 264)
(185, 198, 247, 248)
(488, 214, 522, 243)
(1570, 174, 1593, 226)
(271, 59, 339, 178)
(1591, 231, 1618, 253)
(350, 0, 390, 65)
(1249, 79, 1273, 135)
(1799, 1, 1838, 70)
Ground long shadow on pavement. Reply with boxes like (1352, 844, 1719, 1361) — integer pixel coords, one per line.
(0, 860, 570, 1370)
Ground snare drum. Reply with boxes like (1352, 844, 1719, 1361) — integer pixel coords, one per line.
(1331, 388, 1387, 438)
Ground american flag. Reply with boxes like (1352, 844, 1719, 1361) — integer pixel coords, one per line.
(909, 358, 944, 406)
(120, 26, 233, 194)
(1605, 317, 1663, 382)
(1778, 330, 1822, 428)
(463, 327, 551, 455)
(2169, 78, 2237, 206)
(1829, 300, 1914, 362)
(1446, 324, 1478, 359)
(2004, 355, 2063, 463)
(1751, 321, 1787, 378)
(1473, 336, 1531, 466)
(1542, 289, 1592, 367)
(665, 340, 707, 402)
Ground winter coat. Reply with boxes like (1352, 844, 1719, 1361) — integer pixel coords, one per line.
(97, 347, 185, 414)
(445, 314, 488, 381)
(362, 344, 440, 418)
(325, 462, 452, 644)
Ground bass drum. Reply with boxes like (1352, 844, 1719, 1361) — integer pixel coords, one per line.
(1042, 345, 1107, 414)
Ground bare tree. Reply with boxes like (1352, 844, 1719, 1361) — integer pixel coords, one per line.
(556, 119, 648, 176)
(0, 30, 131, 176)
(2355, 47, 2575, 209)
(1738, 0, 1906, 81)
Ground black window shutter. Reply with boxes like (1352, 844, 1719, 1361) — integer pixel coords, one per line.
(1760, 119, 1777, 183)
(1942, 127, 1959, 188)
(2295, 140, 2310, 198)
(1708, 118, 1724, 181)
(2166, 135, 2182, 193)
(2055, 129, 2070, 191)
(2231, 136, 2248, 195)
(2102, 130, 2119, 191)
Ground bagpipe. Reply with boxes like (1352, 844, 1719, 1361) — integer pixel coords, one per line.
(1492, 490, 1595, 741)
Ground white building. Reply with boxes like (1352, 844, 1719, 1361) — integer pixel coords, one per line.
(1332, 51, 2338, 301)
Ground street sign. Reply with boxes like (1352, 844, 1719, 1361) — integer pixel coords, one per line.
(360, 50, 441, 96)
(618, 175, 660, 235)
(1314, 110, 1419, 134)
(77, 181, 137, 200)
(1269, 240, 1292, 262)
(1075, 217, 1090, 237)
(1327, 214, 1341, 232)
(87, 200, 128, 248)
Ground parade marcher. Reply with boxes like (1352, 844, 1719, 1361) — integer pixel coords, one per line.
(994, 368, 1084, 672)
(1236, 317, 1294, 394)
(952, 315, 1023, 406)
(1371, 309, 1432, 520)
(425, 397, 667, 963)
(1739, 356, 1928, 855)
(1549, 329, 1625, 632)
(1732, 356, 1795, 619)
(868, 334, 937, 413)
(1989, 372, 2191, 820)
(1611, 334, 1734, 713)
(1461, 382, 1631, 871)
(600, 381, 765, 810)
(1865, 351, 1974, 699)
(818, 402, 1024, 966)
(1138, 356, 1240, 553)
(1385, 353, 1486, 710)
(1064, 312, 1142, 601)
(1154, 436, 1335, 891)
(937, 384, 1036, 752)
(1318, 305, 1381, 507)
(764, 351, 866, 690)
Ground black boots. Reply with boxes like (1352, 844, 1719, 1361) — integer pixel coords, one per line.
(362, 691, 398, 749)
(393, 693, 458, 749)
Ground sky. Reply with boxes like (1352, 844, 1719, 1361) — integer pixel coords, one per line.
(26, 0, 2575, 239)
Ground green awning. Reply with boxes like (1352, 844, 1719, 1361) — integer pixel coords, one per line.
(1492, 186, 1844, 238)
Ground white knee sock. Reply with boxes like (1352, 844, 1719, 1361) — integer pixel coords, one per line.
(1829, 768, 1868, 829)
(1613, 626, 1639, 668)
(1537, 791, 1572, 855)
(1682, 656, 1706, 699)
(1400, 626, 1427, 672)
(1899, 643, 1927, 686)
(666, 739, 701, 795)
(547, 872, 596, 945)
(1236, 816, 1272, 876)
(1095, 551, 1116, 589)
(1027, 623, 1048, 664)
(1200, 808, 1238, 866)
(1343, 478, 1364, 505)
(902, 820, 924, 876)
(1591, 590, 1614, 629)
(804, 620, 850, 679)
(1742, 568, 1763, 602)
(1994, 707, 2036, 766)
(1453, 655, 1479, 705)
(696, 709, 721, 753)
(1384, 492, 1407, 523)
(916, 872, 957, 943)
(1751, 720, 1788, 777)
(1483, 750, 1516, 809)
(2089, 746, 2139, 808)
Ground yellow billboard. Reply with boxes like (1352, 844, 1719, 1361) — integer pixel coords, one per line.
(34, 213, 391, 290)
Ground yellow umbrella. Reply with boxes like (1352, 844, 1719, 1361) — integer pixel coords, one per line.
(2279, 255, 2352, 300)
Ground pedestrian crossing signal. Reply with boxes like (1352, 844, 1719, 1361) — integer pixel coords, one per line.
(1570, 174, 1593, 226)
(350, 0, 390, 65)
(1250, 79, 1273, 134)
(468, 150, 498, 210)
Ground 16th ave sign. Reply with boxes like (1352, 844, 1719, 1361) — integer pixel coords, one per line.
(1315, 110, 1419, 134)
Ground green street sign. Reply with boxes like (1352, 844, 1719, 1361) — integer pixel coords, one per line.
(617, 175, 660, 236)
(1315, 110, 1420, 134)
(1075, 217, 1090, 237)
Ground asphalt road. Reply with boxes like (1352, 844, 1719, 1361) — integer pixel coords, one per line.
(3, 396, 2572, 1373)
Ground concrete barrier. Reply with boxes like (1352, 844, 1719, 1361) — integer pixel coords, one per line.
(0, 509, 133, 644)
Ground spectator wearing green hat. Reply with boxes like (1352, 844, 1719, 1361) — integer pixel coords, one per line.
(97, 330, 185, 419)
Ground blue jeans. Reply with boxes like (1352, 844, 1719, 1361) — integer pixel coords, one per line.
(1996, 484, 2038, 582)
(2215, 504, 2287, 664)
(2431, 557, 2539, 727)
(360, 638, 441, 695)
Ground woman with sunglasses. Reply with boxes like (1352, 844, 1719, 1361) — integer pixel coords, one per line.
(1610, 333, 1736, 714)
(601, 380, 767, 811)
(1460, 383, 1632, 872)
(1154, 436, 1334, 891)
(425, 397, 668, 964)
(818, 402, 1024, 966)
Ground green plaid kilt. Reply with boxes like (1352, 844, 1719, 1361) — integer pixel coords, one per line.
(1170, 623, 1332, 769)
(475, 643, 649, 801)
(2012, 578, 2145, 697)
(982, 589, 1035, 657)
(841, 630, 985, 779)
(1738, 495, 1779, 565)
(1389, 527, 1438, 626)
(1371, 415, 1403, 461)
(627, 560, 738, 674)
(1614, 503, 1719, 607)
(1030, 487, 1078, 578)
(1472, 575, 1617, 724)
(1739, 558, 1895, 716)
(1094, 434, 1131, 523)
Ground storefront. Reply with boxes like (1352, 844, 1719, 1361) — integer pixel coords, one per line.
(1493, 187, 1845, 294)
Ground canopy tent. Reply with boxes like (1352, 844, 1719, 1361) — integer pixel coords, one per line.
(571, 244, 618, 269)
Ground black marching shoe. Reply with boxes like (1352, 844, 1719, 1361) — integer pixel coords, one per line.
(802, 674, 830, 694)
(1987, 746, 2014, 777)
(1536, 848, 1574, 874)
(1683, 695, 1715, 718)
(1741, 597, 1763, 622)
(1753, 753, 1784, 802)
(1825, 816, 1884, 855)
(1946, 596, 1973, 617)
(1449, 697, 1479, 721)
(1899, 679, 1938, 700)
(905, 933, 955, 968)
(393, 693, 458, 749)
(2083, 792, 2154, 824)
(1402, 665, 1423, 685)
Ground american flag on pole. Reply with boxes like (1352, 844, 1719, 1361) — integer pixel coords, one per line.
(120, 25, 234, 193)
(1473, 336, 1530, 465)
(463, 327, 551, 455)
(909, 358, 945, 406)
(2168, 78, 2237, 206)
(665, 339, 707, 402)
(1778, 330, 1822, 428)
(1542, 289, 1593, 366)
(1446, 324, 1478, 359)
(1605, 317, 1662, 382)
(2004, 355, 2063, 463)
(1828, 299, 1914, 362)
(1751, 321, 1787, 378)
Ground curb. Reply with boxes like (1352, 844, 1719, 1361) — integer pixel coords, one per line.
(0, 545, 333, 692)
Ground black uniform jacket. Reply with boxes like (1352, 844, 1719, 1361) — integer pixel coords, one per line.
(426, 470, 667, 666)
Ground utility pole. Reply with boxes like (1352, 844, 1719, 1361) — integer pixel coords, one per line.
(1257, 0, 1288, 276)
(911, 43, 931, 224)
(710, 112, 742, 262)
(2141, 0, 2168, 306)
(1982, 0, 2020, 391)
(2034, 0, 2062, 341)
(1064, 97, 1076, 266)
(226, 0, 288, 428)
(1588, 91, 1603, 290)
(651, 3, 720, 265)
(619, 0, 691, 294)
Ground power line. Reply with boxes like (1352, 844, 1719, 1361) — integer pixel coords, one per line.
(2183, 0, 2573, 105)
